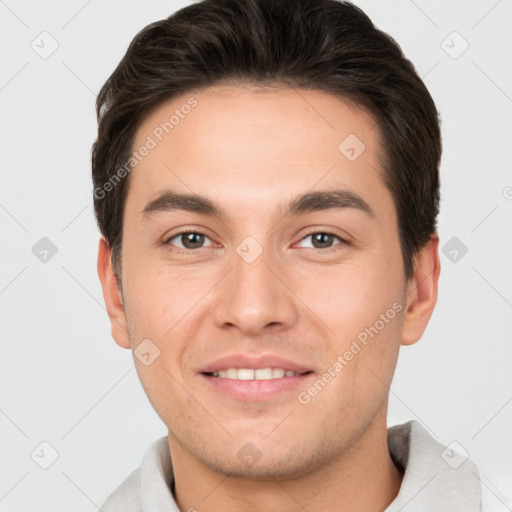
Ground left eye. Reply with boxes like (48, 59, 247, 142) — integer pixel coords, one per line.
(166, 232, 214, 250)
(297, 232, 345, 249)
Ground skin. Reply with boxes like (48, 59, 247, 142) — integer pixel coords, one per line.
(98, 85, 440, 512)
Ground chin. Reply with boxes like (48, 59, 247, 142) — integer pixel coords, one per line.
(185, 433, 338, 481)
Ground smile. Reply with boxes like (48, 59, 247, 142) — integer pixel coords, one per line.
(207, 368, 307, 380)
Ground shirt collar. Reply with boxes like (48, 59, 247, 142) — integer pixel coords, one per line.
(384, 420, 481, 511)
(103, 420, 482, 511)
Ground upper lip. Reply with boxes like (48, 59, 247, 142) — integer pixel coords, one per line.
(199, 354, 312, 374)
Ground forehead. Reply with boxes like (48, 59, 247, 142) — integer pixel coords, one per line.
(127, 85, 393, 222)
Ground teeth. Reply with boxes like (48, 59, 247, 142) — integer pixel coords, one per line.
(211, 368, 301, 380)
(255, 368, 273, 379)
(226, 368, 238, 379)
(237, 368, 255, 380)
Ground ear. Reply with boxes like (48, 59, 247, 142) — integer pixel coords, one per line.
(97, 237, 131, 349)
(401, 235, 441, 346)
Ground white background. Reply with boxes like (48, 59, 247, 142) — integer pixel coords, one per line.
(1, 0, 511, 510)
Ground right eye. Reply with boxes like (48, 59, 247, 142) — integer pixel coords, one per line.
(165, 231, 215, 250)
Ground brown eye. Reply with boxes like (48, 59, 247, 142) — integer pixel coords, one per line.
(297, 231, 346, 250)
(167, 232, 213, 250)
(311, 233, 335, 249)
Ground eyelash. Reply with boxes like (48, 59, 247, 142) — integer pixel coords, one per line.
(299, 228, 349, 252)
(165, 228, 349, 253)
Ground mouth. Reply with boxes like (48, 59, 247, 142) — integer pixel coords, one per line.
(204, 368, 311, 380)
(199, 355, 314, 401)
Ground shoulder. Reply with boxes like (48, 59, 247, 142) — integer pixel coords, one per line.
(101, 467, 142, 512)
(386, 420, 482, 511)
(100, 436, 172, 512)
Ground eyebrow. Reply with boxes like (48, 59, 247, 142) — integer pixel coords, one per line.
(142, 188, 374, 220)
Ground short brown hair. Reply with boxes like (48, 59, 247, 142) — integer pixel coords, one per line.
(92, 0, 441, 279)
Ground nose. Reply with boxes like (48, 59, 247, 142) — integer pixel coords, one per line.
(212, 243, 298, 335)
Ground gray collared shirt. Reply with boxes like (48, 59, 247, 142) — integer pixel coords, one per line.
(101, 420, 483, 511)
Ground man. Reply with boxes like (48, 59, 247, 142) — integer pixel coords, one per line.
(93, 0, 482, 510)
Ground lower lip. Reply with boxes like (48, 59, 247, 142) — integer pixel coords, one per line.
(200, 373, 313, 402)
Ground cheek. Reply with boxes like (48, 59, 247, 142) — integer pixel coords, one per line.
(300, 306, 403, 425)
(122, 262, 219, 382)
(122, 257, 197, 336)
(293, 257, 403, 338)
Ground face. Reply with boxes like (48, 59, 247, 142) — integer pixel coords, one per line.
(99, 85, 437, 479)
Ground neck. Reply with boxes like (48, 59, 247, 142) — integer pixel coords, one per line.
(168, 408, 403, 512)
